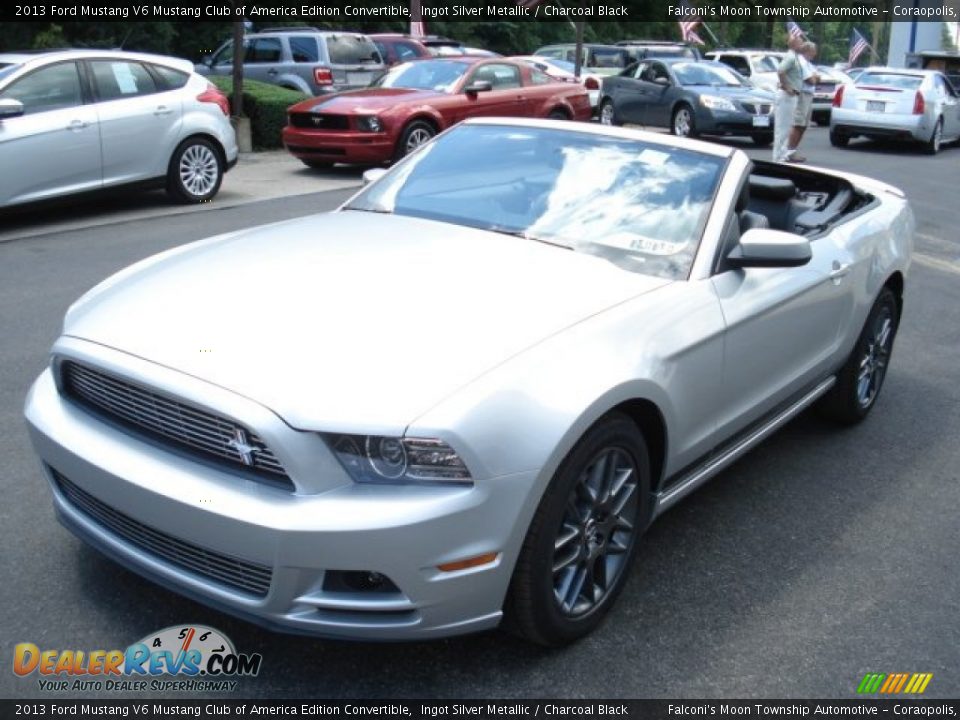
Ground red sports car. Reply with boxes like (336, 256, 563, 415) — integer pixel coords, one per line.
(282, 57, 592, 167)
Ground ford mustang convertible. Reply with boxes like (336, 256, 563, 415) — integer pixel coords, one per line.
(25, 119, 913, 646)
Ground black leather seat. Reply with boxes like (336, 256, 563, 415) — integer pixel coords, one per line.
(736, 175, 771, 234)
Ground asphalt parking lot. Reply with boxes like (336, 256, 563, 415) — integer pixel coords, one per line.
(2, 127, 958, 700)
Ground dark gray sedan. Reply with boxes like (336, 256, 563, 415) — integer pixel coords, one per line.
(599, 59, 777, 146)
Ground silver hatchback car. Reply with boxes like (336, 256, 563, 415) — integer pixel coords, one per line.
(0, 49, 238, 208)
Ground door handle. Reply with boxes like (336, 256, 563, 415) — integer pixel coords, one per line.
(154, 106, 173, 116)
(267, 69, 278, 76)
(829, 261, 851, 282)
(67, 119, 89, 131)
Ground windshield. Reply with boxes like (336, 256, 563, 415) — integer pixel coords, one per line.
(752, 55, 781, 73)
(0, 63, 20, 82)
(674, 63, 744, 87)
(372, 60, 468, 92)
(345, 125, 725, 280)
(858, 72, 923, 89)
(327, 35, 382, 65)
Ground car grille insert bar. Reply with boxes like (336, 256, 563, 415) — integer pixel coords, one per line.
(289, 112, 350, 130)
(60, 361, 290, 486)
(51, 469, 273, 598)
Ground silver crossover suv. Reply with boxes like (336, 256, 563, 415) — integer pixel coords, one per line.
(0, 49, 238, 208)
(196, 28, 385, 96)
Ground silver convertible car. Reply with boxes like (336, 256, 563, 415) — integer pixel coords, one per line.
(25, 119, 912, 646)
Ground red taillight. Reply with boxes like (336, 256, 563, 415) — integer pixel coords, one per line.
(913, 91, 925, 115)
(583, 76, 600, 90)
(832, 84, 844, 108)
(314, 67, 333, 86)
(197, 84, 229, 116)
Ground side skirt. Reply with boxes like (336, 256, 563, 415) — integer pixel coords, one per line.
(653, 376, 836, 517)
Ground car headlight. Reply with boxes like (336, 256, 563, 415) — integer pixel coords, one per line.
(357, 115, 383, 132)
(324, 434, 472, 484)
(699, 95, 737, 112)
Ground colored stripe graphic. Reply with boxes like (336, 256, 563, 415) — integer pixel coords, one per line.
(858, 672, 932, 694)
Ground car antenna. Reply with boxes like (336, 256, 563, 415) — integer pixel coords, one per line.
(115, 28, 133, 50)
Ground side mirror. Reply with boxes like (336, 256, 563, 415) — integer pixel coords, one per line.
(0, 98, 25, 119)
(362, 168, 387, 186)
(464, 80, 493, 95)
(728, 228, 812, 268)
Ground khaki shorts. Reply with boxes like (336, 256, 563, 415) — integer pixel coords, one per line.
(793, 93, 813, 127)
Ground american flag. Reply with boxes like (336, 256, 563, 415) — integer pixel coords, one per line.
(849, 28, 870, 65)
(678, 0, 704, 45)
(786, 19, 805, 42)
(409, 0, 426, 38)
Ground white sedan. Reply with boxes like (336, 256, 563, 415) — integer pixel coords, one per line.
(512, 55, 602, 110)
(830, 68, 960, 154)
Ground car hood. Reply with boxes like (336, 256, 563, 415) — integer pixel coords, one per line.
(65, 212, 671, 433)
(291, 88, 445, 114)
(687, 85, 775, 103)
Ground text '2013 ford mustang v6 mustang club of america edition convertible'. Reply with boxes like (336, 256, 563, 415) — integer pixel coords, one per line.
(25, 118, 912, 646)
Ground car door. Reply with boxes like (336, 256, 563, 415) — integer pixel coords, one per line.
(87, 59, 183, 186)
(243, 37, 284, 86)
(455, 63, 525, 121)
(643, 61, 676, 128)
(935, 74, 960, 139)
(0, 60, 101, 206)
(710, 197, 855, 439)
(608, 61, 649, 124)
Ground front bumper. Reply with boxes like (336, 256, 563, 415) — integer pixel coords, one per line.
(24, 348, 538, 640)
(696, 108, 774, 136)
(282, 126, 396, 165)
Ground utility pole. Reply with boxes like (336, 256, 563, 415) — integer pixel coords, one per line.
(573, 0, 586, 78)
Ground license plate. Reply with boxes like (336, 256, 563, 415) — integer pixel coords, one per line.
(867, 101, 885, 113)
(752, 115, 771, 128)
(346, 72, 372, 86)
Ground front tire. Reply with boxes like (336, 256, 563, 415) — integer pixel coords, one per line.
(166, 137, 224, 203)
(301, 159, 333, 170)
(506, 413, 650, 646)
(394, 120, 436, 161)
(818, 287, 900, 425)
(672, 104, 696, 138)
(751, 133, 773, 147)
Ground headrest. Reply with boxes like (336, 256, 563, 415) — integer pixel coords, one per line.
(749, 175, 797, 201)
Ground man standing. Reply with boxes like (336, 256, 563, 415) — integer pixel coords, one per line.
(775, 41, 819, 163)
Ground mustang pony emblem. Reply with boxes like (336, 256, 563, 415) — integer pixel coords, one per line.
(227, 428, 259, 466)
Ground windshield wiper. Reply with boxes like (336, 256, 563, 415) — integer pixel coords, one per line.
(486, 226, 574, 250)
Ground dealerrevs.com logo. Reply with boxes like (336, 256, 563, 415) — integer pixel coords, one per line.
(13, 625, 262, 693)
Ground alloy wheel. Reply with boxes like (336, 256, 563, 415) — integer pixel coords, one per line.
(552, 447, 639, 617)
(856, 306, 894, 409)
(405, 127, 434, 154)
(178, 144, 219, 197)
(674, 108, 692, 137)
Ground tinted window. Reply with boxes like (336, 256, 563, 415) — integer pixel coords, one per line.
(0, 62, 82, 114)
(90, 61, 158, 101)
(529, 69, 553, 85)
(212, 41, 234, 65)
(472, 63, 521, 90)
(290, 36, 319, 63)
(152, 64, 189, 90)
(588, 49, 626, 69)
(346, 125, 724, 281)
(858, 73, 923, 90)
(246, 38, 282, 63)
(326, 35, 381, 65)
(396, 42, 422, 62)
(720, 56, 751, 76)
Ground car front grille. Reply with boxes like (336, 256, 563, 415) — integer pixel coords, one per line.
(52, 468, 273, 598)
(741, 102, 773, 115)
(60, 361, 290, 486)
(289, 112, 351, 130)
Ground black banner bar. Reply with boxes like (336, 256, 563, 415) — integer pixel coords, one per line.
(3, 699, 960, 720)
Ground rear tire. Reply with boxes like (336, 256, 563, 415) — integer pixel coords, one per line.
(818, 287, 900, 425)
(924, 118, 943, 155)
(166, 137, 224, 204)
(547, 108, 570, 120)
(506, 413, 650, 646)
(599, 99, 619, 126)
(829, 129, 850, 147)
